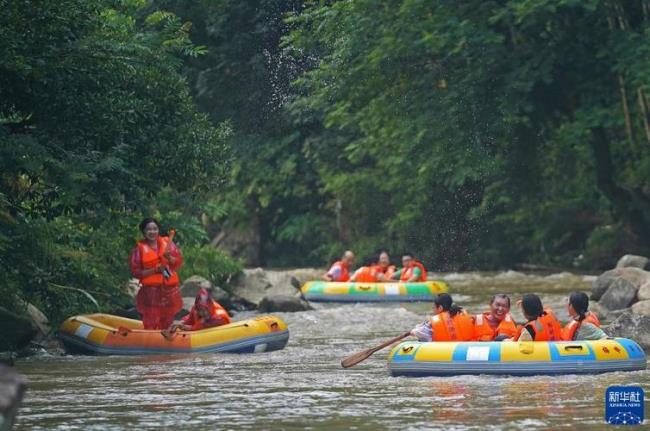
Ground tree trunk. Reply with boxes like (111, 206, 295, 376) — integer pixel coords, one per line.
(590, 128, 650, 246)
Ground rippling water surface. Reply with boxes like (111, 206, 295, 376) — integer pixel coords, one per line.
(14, 272, 650, 430)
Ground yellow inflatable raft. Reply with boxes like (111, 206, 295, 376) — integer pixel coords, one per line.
(388, 338, 646, 376)
(58, 314, 289, 355)
(301, 280, 448, 302)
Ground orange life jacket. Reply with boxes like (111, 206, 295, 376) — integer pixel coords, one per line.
(516, 309, 562, 341)
(137, 236, 179, 287)
(561, 312, 601, 341)
(473, 312, 518, 341)
(400, 260, 427, 282)
(431, 310, 474, 341)
(330, 260, 350, 282)
(353, 266, 379, 282)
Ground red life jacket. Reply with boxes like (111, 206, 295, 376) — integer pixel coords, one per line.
(431, 311, 474, 341)
(329, 260, 350, 282)
(516, 309, 562, 341)
(137, 236, 180, 287)
(182, 293, 231, 331)
(400, 260, 427, 282)
(561, 312, 601, 341)
(473, 312, 518, 341)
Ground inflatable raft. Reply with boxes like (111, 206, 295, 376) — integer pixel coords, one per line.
(58, 314, 289, 355)
(301, 281, 448, 302)
(388, 338, 646, 376)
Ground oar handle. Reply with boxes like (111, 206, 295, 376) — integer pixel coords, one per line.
(368, 331, 412, 354)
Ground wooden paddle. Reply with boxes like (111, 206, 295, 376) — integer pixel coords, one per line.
(341, 331, 412, 368)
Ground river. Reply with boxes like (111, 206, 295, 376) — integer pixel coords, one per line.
(13, 271, 650, 430)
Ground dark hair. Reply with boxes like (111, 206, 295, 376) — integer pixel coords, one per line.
(361, 256, 376, 267)
(434, 293, 463, 317)
(375, 250, 392, 266)
(139, 217, 161, 234)
(569, 291, 589, 321)
(490, 294, 511, 308)
(521, 294, 544, 321)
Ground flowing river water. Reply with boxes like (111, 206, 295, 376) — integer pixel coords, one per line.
(13, 271, 650, 430)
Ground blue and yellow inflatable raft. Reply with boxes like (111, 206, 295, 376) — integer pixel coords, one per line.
(301, 281, 448, 302)
(58, 314, 289, 355)
(388, 338, 646, 376)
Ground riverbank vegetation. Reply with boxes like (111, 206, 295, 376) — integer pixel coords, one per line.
(1, 0, 649, 322)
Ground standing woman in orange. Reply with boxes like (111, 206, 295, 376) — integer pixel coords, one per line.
(129, 218, 184, 329)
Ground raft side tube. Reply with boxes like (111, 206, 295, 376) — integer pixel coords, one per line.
(387, 339, 647, 377)
(301, 281, 449, 302)
(57, 313, 289, 356)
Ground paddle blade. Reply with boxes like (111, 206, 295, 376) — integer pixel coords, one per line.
(341, 348, 374, 368)
(340, 331, 412, 369)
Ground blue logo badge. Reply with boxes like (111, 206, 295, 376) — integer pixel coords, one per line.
(606, 386, 644, 425)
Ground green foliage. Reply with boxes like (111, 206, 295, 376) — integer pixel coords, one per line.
(282, 0, 650, 269)
(0, 0, 231, 323)
(178, 246, 243, 291)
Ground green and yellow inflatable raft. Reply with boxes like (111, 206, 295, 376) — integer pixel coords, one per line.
(388, 338, 647, 376)
(301, 280, 448, 302)
(58, 314, 289, 355)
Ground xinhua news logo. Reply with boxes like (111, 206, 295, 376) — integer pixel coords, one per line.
(605, 386, 645, 425)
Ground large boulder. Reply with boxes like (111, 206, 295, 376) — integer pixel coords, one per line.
(180, 274, 249, 311)
(180, 275, 213, 298)
(631, 300, 650, 316)
(598, 278, 638, 310)
(0, 307, 37, 352)
(25, 303, 50, 340)
(591, 267, 650, 301)
(590, 302, 630, 323)
(607, 313, 650, 350)
(637, 281, 650, 301)
(258, 295, 312, 313)
(230, 268, 304, 305)
(265, 268, 323, 291)
(0, 365, 26, 431)
(616, 254, 650, 270)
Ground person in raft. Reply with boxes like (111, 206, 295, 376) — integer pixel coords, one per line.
(168, 287, 231, 332)
(561, 291, 607, 341)
(349, 251, 396, 282)
(129, 218, 183, 330)
(473, 294, 518, 341)
(322, 250, 355, 282)
(411, 293, 474, 342)
(391, 252, 427, 282)
(515, 293, 562, 341)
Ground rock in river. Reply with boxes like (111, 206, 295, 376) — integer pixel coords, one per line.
(598, 277, 638, 310)
(637, 281, 650, 301)
(231, 268, 321, 306)
(180, 275, 214, 298)
(0, 365, 27, 431)
(591, 267, 650, 301)
(257, 295, 312, 313)
(607, 312, 650, 350)
(0, 307, 37, 352)
(631, 300, 650, 317)
(616, 254, 650, 270)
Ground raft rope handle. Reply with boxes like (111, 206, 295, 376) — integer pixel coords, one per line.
(358, 285, 371, 290)
(564, 345, 584, 351)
